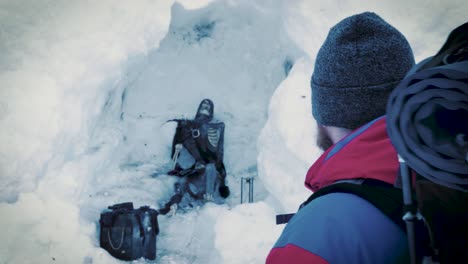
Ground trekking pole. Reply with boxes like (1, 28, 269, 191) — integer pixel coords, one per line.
(399, 154, 418, 264)
(240, 177, 254, 204)
(241, 177, 245, 204)
(249, 177, 254, 203)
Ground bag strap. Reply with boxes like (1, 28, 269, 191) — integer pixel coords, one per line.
(107, 227, 126, 250)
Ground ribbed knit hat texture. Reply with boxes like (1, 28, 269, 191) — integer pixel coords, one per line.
(311, 12, 415, 129)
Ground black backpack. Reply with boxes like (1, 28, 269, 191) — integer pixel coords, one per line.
(99, 202, 159, 261)
(386, 22, 468, 264)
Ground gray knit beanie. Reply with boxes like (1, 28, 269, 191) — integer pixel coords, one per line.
(311, 12, 415, 130)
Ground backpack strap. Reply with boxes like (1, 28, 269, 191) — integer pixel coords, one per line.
(310, 179, 406, 231)
(276, 179, 406, 231)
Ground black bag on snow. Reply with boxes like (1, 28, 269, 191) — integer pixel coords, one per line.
(99, 202, 159, 261)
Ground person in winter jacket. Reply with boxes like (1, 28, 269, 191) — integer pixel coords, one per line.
(266, 12, 415, 264)
(159, 99, 230, 215)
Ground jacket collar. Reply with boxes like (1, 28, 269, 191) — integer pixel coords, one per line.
(305, 116, 399, 192)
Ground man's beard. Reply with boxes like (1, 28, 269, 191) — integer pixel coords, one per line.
(316, 125, 334, 152)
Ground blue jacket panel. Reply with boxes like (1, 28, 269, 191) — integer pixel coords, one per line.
(273, 192, 409, 264)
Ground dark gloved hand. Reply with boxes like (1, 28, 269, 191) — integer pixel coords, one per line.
(219, 185, 230, 198)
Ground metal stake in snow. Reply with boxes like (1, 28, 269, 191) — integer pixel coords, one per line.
(241, 177, 254, 203)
